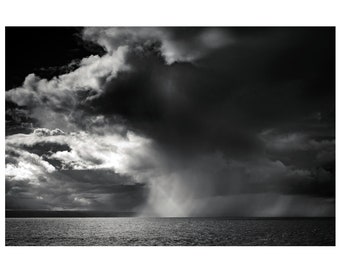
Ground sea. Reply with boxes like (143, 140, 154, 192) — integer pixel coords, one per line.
(5, 217, 335, 246)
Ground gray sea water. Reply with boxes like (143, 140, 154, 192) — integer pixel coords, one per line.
(6, 217, 335, 246)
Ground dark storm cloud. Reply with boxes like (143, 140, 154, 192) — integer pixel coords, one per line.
(6, 169, 148, 211)
(82, 27, 334, 216)
(52, 170, 148, 211)
(86, 27, 334, 157)
(5, 27, 335, 216)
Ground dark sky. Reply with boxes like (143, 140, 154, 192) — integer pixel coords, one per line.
(5, 27, 335, 217)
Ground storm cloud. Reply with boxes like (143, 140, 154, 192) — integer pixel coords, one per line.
(5, 27, 335, 217)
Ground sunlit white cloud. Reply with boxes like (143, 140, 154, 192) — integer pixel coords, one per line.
(6, 46, 129, 131)
(6, 146, 56, 184)
(6, 46, 128, 105)
(82, 27, 232, 64)
(6, 127, 152, 211)
(6, 128, 154, 176)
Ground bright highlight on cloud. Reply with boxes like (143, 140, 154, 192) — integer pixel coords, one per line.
(82, 27, 231, 64)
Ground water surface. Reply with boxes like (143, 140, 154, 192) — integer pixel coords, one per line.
(6, 217, 335, 246)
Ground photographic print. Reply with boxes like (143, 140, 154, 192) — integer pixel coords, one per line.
(5, 27, 335, 246)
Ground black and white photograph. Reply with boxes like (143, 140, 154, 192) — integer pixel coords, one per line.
(5, 26, 335, 246)
(2, 1, 340, 269)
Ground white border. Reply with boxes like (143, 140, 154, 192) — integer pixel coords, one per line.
(1, 1, 339, 270)
(0, 0, 339, 26)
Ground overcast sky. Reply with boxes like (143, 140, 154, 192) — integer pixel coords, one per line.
(5, 27, 335, 217)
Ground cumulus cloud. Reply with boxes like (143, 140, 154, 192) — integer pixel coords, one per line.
(6, 128, 152, 211)
(82, 27, 232, 64)
(33, 128, 65, 136)
(6, 46, 128, 105)
(6, 127, 154, 174)
(6, 146, 56, 183)
(6, 46, 128, 132)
